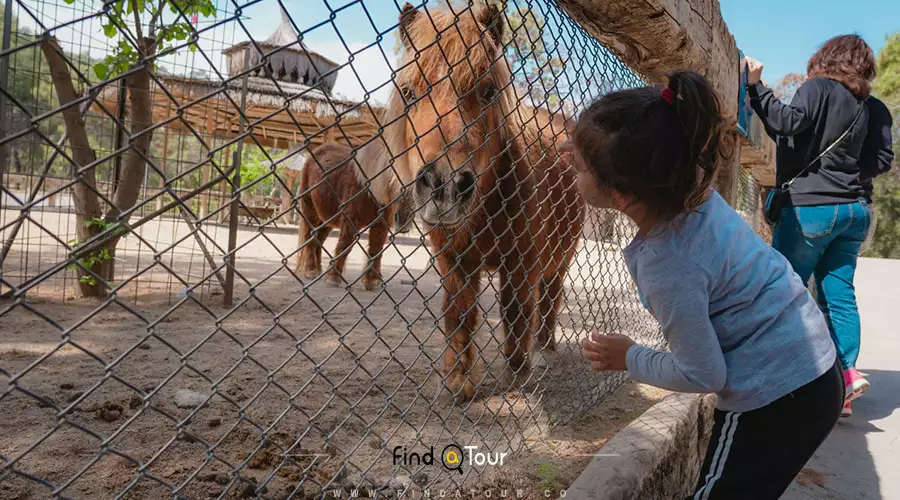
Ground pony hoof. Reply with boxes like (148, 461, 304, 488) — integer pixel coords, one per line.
(301, 269, 320, 280)
(532, 351, 548, 369)
(325, 273, 344, 287)
(363, 277, 383, 292)
(503, 361, 533, 388)
(532, 349, 559, 370)
(441, 371, 477, 402)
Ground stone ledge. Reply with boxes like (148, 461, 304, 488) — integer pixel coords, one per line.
(564, 392, 716, 500)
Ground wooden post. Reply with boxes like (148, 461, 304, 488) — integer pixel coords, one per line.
(199, 140, 212, 219)
(157, 126, 170, 212)
(199, 110, 218, 220)
(0, 0, 12, 185)
(218, 142, 233, 224)
(224, 49, 251, 307)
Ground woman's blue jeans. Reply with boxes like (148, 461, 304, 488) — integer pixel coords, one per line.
(772, 200, 870, 370)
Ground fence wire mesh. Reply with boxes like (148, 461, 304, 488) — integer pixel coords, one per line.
(736, 166, 769, 243)
(1, 0, 666, 497)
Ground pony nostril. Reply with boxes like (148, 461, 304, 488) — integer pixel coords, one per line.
(417, 164, 437, 189)
(456, 171, 476, 199)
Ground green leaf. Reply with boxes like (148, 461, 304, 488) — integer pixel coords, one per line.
(93, 62, 109, 80)
(103, 23, 118, 38)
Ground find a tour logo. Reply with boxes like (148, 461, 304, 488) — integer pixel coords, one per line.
(392, 444, 508, 474)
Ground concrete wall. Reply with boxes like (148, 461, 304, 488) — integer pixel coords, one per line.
(564, 393, 716, 500)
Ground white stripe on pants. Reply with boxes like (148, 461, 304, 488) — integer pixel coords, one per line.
(694, 411, 742, 500)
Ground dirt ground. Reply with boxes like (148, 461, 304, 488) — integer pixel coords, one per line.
(1, 207, 666, 499)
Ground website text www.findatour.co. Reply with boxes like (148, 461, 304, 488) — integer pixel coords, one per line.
(323, 487, 568, 498)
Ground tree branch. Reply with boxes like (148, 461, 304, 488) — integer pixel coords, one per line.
(148, 0, 168, 37)
(109, 37, 156, 221)
(131, 0, 143, 43)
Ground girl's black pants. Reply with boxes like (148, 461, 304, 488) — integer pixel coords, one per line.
(686, 359, 844, 500)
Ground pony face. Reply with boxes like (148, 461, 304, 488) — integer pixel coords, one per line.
(389, 3, 511, 227)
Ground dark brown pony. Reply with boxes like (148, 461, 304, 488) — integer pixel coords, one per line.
(360, 3, 585, 400)
(295, 141, 411, 291)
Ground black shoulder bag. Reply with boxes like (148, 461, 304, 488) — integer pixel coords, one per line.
(763, 98, 867, 226)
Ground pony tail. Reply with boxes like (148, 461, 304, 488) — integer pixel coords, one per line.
(666, 70, 725, 210)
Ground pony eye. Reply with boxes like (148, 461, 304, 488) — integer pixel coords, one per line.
(479, 84, 498, 103)
(401, 86, 416, 104)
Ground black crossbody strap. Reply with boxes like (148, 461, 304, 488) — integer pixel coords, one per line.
(782, 97, 867, 190)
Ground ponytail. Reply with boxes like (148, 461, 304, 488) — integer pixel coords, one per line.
(573, 70, 728, 220)
(666, 71, 725, 211)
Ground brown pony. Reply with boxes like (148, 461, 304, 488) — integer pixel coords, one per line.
(358, 3, 585, 400)
(295, 141, 412, 291)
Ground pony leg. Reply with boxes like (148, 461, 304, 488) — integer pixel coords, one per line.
(281, 172, 294, 225)
(296, 214, 322, 279)
(314, 227, 332, 274)
(437, 254, 483, 401)
(296, 181, 325, 278)
(326, 223, 355, 286)
(363, 220, 388, 291)
(536, 273, 565, 352)
(500, 264, 537, 386)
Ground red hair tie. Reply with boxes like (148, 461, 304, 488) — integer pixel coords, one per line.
(660, 87, 676, 105)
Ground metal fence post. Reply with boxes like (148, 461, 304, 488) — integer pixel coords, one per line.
(0, 0, 14, 190)
(224, 50, 250, 307)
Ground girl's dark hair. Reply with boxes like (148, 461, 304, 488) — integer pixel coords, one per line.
(807, 34, 876, 98)
(573, 70, 728, 220)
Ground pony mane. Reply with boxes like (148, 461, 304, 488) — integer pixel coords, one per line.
(377, 3, 528, 191)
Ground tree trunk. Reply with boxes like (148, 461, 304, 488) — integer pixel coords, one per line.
(97, 37, 157, 290)
(41, 36, 157, 297)
(41, 37, 106, 297)
(109, 37, 155, 220)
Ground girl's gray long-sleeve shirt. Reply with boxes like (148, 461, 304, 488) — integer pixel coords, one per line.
(622, 191, 836, 413)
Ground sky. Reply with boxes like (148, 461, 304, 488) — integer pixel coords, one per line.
(720, 0, 900, 86)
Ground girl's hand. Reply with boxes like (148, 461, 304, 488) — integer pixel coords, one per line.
(580, 331, 635, 372)
(744, 57, 764, 85)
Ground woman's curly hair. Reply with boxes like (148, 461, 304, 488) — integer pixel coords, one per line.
(807, 34, 876, 98)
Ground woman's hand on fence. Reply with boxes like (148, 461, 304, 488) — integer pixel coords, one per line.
(744, 56, 764, 85)
(581, 330, 635, 372)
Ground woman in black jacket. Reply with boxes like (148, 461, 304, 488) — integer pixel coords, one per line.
(745, 34, 894, 418)
(858, 96, 895, 254)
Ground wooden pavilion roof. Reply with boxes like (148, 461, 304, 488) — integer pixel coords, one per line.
(93, 74, 383, 150)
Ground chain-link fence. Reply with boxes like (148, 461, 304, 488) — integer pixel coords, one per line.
(736, 166, 770, 243)
(736, 167, 759, 233)
(1, 0, 667, 497)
